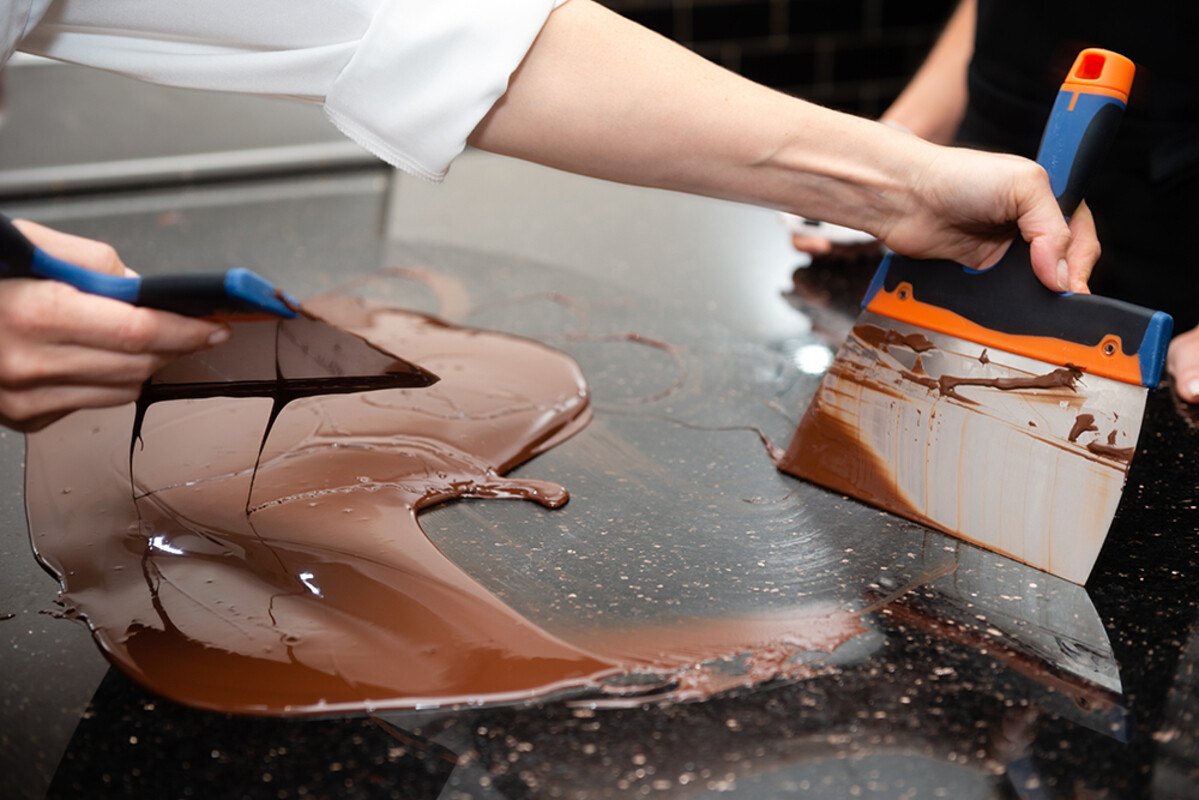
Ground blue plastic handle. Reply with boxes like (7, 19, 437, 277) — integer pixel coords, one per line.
(0, 214, 297, 318)
(28, 247, 142, 302)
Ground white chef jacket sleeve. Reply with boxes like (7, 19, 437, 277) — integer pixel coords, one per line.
(17, 0, 570, 181)
(1, 0, 53, 65)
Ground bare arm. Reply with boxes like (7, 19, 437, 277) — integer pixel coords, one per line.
(468, 0, 1094, 292)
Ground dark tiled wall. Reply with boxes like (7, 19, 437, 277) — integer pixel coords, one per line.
(601, 0, 958, 118)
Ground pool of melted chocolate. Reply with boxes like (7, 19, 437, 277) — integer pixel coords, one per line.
(24, 270, 865, 716)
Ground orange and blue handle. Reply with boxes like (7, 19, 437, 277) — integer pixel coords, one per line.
(0, 214, 298, 319)
(861, 49, 1172, 387)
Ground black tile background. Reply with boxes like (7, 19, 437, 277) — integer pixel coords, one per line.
(603, 0, 958, 117)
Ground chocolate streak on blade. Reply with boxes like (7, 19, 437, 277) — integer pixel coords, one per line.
(26, 284, 869, 716)
(1070, 413, 1100, 442)
(1087, 430, 1135, 462)
(937, 366, 1082, 404)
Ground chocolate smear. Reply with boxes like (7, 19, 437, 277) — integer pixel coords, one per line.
(1069, 413, 1099, 443)
(1087, 429, 1135, 462)
(937, 366, 1082, 402)
(26, 286, 866, 716)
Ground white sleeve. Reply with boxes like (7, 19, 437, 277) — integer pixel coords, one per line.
(1, 0, 53, 64)
(19, 0, 570, 181)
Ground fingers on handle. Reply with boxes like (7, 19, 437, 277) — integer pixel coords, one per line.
(11, 219, 134, 277)
(790, 234, 834, 256)
(1018, 166, 1100, 294)
(0, 384, 143, 432)
(4, 280, 227, 354)
(0, 345, 177, 390)
(0, 282, 230, 430)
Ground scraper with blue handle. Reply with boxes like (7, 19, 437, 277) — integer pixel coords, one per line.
(0, 214, 439, 392)
(781, 49, 1171, 584)
(0, 213, 298, 318)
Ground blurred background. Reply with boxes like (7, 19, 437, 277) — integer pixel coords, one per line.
(603, 0, 957, 116)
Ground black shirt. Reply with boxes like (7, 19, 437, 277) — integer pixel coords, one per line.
(961, 0, 1199, 329)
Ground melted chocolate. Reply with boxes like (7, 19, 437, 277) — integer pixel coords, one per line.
(937, 366, 1082, 402)
(25, 285, 866, 716)
(132, 313, 438, 506)
(1087, 430, 1135, 462)
(1069, 413, 1099, 443)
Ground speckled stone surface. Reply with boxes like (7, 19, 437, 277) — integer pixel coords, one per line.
(1, 152, 1196, 800)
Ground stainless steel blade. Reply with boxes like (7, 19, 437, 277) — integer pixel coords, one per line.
(783, 310, 1148, 585)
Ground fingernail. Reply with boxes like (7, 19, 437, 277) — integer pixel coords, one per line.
(208, 328, 231, 346)
(1056, 259, 1069, 291)
(1187, 379, 1199, 403)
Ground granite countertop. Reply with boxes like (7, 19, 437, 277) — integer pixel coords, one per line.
(0, 138, 1196, 800)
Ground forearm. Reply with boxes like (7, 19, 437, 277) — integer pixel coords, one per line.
(469, 0, 1091, 291)
(467, 0, 936, 238)
(881, 0, 975, 144)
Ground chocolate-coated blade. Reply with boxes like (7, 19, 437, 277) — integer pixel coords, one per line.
(780, 310, 1147, 586)
(147, 313, 438, 399)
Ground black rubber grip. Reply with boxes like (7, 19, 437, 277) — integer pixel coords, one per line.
(135, 272, 241, 316)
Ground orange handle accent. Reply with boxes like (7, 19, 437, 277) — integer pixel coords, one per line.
(1062, 48, 1135, 103)
(867, 287, 1144, 385)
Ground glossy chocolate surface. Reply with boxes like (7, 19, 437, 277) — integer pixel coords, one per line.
(28, 286, 878, 716)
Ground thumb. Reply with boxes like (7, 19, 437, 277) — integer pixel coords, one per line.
(11, 219, 137, 277)
(1018, 184, 1073, 292)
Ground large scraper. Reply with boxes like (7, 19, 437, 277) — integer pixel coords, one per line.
(780, 49, 1173, 584)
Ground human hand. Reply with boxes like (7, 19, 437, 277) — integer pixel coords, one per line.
(466, 1, 1094, 295)
(1167, 323, 1199, 405)
(875, 145, 1100, 294)
(0, 220, 230, 432)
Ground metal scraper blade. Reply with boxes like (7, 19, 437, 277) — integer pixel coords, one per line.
(781, 311, 1147, 585)
(130, 313, 439, 508)
(145, 312, 438, 398)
